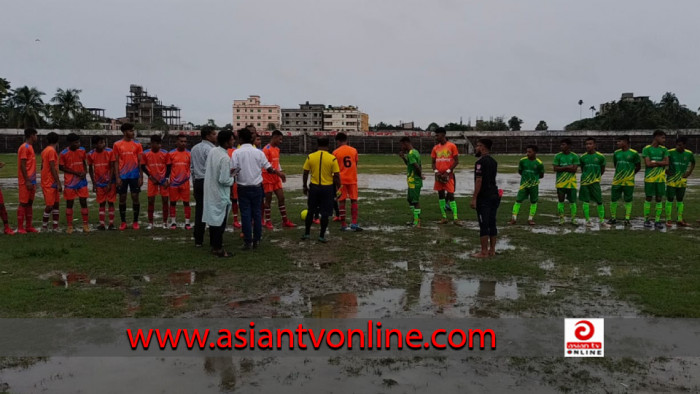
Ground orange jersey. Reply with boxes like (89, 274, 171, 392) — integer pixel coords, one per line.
(262, 144, 281, 184)
(18, 142, 37, 185)
(60, 147, 88, 190)
(40, 146, 59, 189)
(227, 148, 235, 158)
(113, 139, 143, 179)
(168, 149, 191, 187)
(431, 141, 459, 173)
(333, 144, 359, 185)
(142, 149, 170, 184)
(87, 148, 115, 187)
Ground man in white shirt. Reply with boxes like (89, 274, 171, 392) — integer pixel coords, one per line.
(231, 128, 283, 250)
(191, 126, 217, 247)
(203, 130, 235, 258)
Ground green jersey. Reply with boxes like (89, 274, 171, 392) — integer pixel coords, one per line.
(667, 148, 695, 188)
(553, 152, 580, 189)
(406, 149, 422, 187)
(517, 157, 544, 189)
(642, 145, 668, 183)
(579, 152, 606, 186)
(612, 148, 640, 186)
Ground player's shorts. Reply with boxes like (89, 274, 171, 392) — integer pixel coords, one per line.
(644, 182, 665, 198)
(19, 184, 37, 204)
(308, 184, 335, 217)
(96, 184, 116, 204)
(338, 184, 358, 201)
(263, 179, 283, 194)
(64, 186, 89, 200)
(611, 185, 634, 203)
(117, 178, 140, 194)
(579, 183, 603, 204)
(516, 186, 539, 204)
(433, 175, 455, 193)
(169, 181, 190, 202)
(42, 186, 60, 206)
(666, 186, 686, 201)
(147, 181, 169, 198)
(407, 181, 422, 204)
(557, 188, 577, 203)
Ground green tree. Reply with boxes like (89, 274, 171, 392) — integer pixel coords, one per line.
(426, 122, 440, 132)
(207, 119, 219, 128)
(50, 88, 84, 128)
(535, 120, 548, 131)
(0, 78, 11, 127)
(267, 122, 277, 131)
(507, 116, 523, 131)
(7, 86, 47, 128)
(475, 117, 508, 131)
(443, 122, 472, 131)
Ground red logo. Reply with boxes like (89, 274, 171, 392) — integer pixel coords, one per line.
(574, 320, 595, 341)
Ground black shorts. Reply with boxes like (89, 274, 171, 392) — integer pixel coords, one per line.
(476, 197, 500, 237)
(308, 184, 335, 217)
(117, 178, 141, 195)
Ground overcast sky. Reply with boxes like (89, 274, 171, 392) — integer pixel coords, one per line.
(2, 0, 699, 130)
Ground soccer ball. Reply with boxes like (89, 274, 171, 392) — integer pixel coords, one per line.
(301, 209, 308, 220)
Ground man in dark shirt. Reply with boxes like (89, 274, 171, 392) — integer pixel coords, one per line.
(470, 139, 500, 258)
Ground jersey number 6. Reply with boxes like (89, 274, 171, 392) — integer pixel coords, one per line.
(343, 156, 352, 168)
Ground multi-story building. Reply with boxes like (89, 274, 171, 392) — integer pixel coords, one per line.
(233, 95, 281, 130)
(125, 84, 181, 128)
(281, 101, 325, 132)
(599, 92, 651, 115)
(361, 113, 369, 132)
(323, 105, 365, 132)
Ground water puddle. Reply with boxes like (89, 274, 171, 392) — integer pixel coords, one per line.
(597, 266, 612, 276)
(538, 259, 555, 271)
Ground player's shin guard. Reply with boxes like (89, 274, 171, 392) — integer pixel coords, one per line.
(43, 209, 50, 228)
(570, 204, 577, 219)
(557, 202, 564, 217)
(512, 202, 521, 220)
(81, 208, 88, 225)
(279, 205, 288, 221)
(52, 209, 59, 229)
(162, 206, 168, 224)
(108, 205, 115, 225)
(583, 203, 590, 221)
(665, 202, 673, 221)
(25, 207, 32, 228)
(677, 202, 684, 221)
(16, 206, 25, 231)
(624, 202, 632, 220)
(66, 208, 73, 227)
(655, 202, 662, 222)
(119, 203, 127, 223)
(232, 201, 239, 221)
(643, 201, 651, 220)
(184, 206, 191, 224)
(351, 202, 358, 224)
(448, 201, 457, 220)
(529, 203, 537, 220)
(99, 206, 106, 226)
(413, 208, 421, 225)
(610, 202, 618, 219)
(0, 205, 8, 226)
(439, 199, 447, 218)
(597, 205, 605, 223)
(148, 204, 155, 223)
(133, 204, 140, 223)
(264, 207, 271, 223)
(170, 206, 177, 224)
(339, 201, 346, 223)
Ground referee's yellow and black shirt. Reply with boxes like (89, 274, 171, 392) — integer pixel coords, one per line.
(303, 150, 340, 185)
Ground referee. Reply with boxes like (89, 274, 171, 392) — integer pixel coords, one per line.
(470, 138, 500, 258)
(302, 137, 340, 243)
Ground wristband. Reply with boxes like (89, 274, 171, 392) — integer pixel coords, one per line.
(434, 170, 439, 174)
(446, 169, 451, 174)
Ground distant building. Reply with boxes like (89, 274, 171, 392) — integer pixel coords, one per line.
(323, 105, 364, 132)
(125, 84, 181, 128)
(600, 92, 650, 115)
(281, 101, 325, 132)
(361, 113, 369, 132)
(233, 95, 281, 130)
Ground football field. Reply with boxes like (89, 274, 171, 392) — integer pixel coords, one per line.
(0, 153, 699, 392)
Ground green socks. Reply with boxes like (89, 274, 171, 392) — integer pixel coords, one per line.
(512, 202, 521, 220)
(583, 203, 590, 220)
(439, 199, 446, 218)
(610, 202, 618, 219)
(529, 203, 537, 220)
(557, 202, 565, 217)
(449, 201, 458, 220)
(678, 202, 684, 221)
(644, 201, 651, 220)
(655, 202, 662, 222)
(625, 202, 632, 220)
(665, 202, 673, 221)
(597, 205, 605, 223)
(570, 204, 577, 219)
(413, 208, 421, 225)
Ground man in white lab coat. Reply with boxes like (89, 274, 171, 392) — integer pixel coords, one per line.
(203, 130, 235, 257)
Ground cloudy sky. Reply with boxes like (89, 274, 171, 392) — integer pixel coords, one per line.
(2, 0, 699, 130)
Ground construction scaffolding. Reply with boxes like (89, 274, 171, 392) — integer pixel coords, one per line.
(126, 84, 181, 128)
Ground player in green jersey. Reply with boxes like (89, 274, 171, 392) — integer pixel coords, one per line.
(607, 135, 641, 226)
(399, 137, 425, 227)
(579, 137, 610, 228)
(642, 130, 669, 229)
(553, 138, 580, 225)
(509, 145, 544, 225)
(665, 136, 695, 227)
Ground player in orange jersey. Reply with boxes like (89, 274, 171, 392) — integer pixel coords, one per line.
(113, 123, 143, 230)
(431, 128, 460, 224)
(59, 133, 90, 233)
(88, 136, 116, 230)
(141, 134, 171, 229)
(40, 132, 62, 231)
(168, 134, 192, 230)
(17, 128, 39, 233)
(333, 132, 362, 231)
(262, 130, 294, 229)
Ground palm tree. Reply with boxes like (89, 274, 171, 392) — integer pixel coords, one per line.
(51, 88, 84, 127)
(589, 106, 596, 117)
(7, 86, 47, 128)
